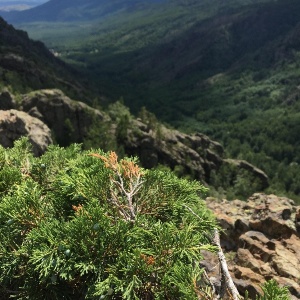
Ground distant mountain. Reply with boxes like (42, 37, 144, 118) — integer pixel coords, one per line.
(0, 0, 46, 12)
(0, 16, 86, 98)
(1, 0, 166, 23)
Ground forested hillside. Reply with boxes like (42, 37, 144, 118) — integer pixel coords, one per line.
(0, 15, 270, 201)
(0, 16, 88, 99)
(10, 0, 300, 200)
(2, 0, 300, 200)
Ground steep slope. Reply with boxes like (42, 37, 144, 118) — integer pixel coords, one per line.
(2, 0, 300, 199)
(77, 0, 300, 113)
(0, 16, 87, 99)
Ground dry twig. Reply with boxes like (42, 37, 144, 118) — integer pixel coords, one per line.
(89, 152, 144, 222)
(212, 229, 240, 300)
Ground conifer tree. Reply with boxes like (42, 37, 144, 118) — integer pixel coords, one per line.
(0, 138, 291, 299)
(0, 138, 216, 299)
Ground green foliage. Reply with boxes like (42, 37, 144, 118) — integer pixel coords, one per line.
(84, 101, 134, 157)
(84, 111, 118, 153)
(252, 279, 290, 300)
(106, 101, 133, 144)
(0, 138, 32, 194)
(243, 279, 290, 300)
(0, 138, 217, 299)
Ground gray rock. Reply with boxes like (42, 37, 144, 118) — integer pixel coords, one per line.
(21, 89, 106, 146)
(0, 109, 52, 156)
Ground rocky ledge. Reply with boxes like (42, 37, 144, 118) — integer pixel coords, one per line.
(0, 88, 266, 192)
(204, 193, 300, 299)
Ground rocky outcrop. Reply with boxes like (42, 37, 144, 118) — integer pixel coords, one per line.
(21, 89, 107, 146)
(125, 118, 224, 182)
(0, 109, 52, 155)
(124, 118, 268, 190)
(204, 193, 300, 299)
(18, 88, 268, 190)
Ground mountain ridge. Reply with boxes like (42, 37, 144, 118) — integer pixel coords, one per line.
(1, 0, 167, 23)
(0, 16, 89, 99)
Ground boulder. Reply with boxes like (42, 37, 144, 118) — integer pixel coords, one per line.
(0, 109, 52, 155)
(21, 89, 106, 146)
(233, 266, 263, 298)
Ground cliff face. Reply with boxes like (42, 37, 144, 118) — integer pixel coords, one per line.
(20, 89, 107, 146)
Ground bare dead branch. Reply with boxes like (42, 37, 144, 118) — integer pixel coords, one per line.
(184, 204, 241, 300)
(212, 229, 240, 300)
